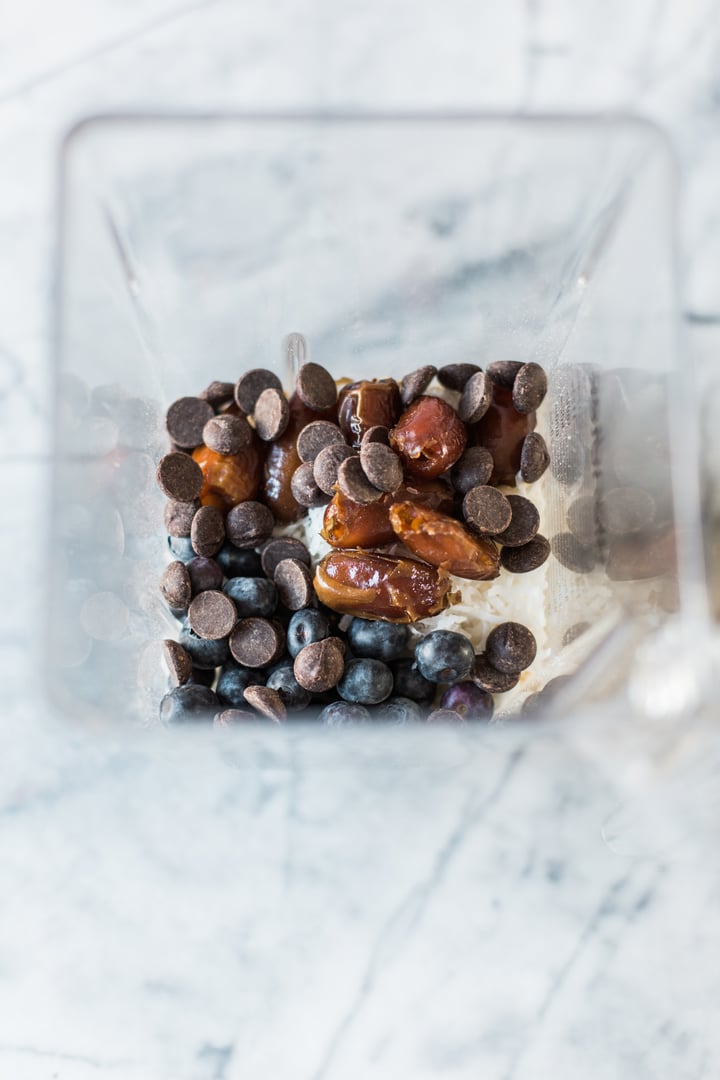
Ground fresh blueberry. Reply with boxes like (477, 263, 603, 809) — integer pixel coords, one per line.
(223, 576, 277, 618)
(179, 625, 230, 669)
(167, 535, 195, 563)
(159, 684, 219, 724)
(286, 608, 330, 658)
(347, 618, 409, 662)
(440, 682, 494, 722)
(372, 696, 424, 724)
(266, 662, 312, 711)
(187, 556, 224, 594)
(338, 658, 393, 705)
(216, 661, 264, 706)
(215, 542, 263, 578)
(318, 700, 371, 726)
(415, 630, 475, 684)
(391, 659, 436, 703)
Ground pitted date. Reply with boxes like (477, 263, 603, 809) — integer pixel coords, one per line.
(321, 477, 455, 549)
(314, 550, 456, 623)
(389, 500, 500, 580)
(337, 379, 402, 448)
(263, 393, 336, 521)
(192, 439, 264, 512)
(471, 384, 535, 486)
(389, 396, 467, 479)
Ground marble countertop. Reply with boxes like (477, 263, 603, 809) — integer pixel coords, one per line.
(2, 3, 720, 1077)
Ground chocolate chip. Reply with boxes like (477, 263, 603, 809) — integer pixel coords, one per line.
(163, 498, 200, 537)
(450, 447, 494, 494)
(274, 557, 314, 610)
(186, 556, 224, 594)
(400, 365, 437, 407)
(313, 443, 357, 496)
(296, 420, 345, 463)
(472, 654, 519, 693)
(261, 537, 311, 578)
(160, 561, 192, 609)
(462, 485, 512, 534)
(162, 639, 193, 686)
(359, 441, 403, 493)
(520, 432, 550, 483)
(229, 617, 285, 668)
(598, 486, 655, 535)
(202, 414, 252, 454)
(437, 363, 482, 392)
(486, 622, 536, 674)
(296, 362, 338, 411)
(165, 396, 214, 449)
(199, 380, 235, 408)
(500, 534, 551, 573)
(156, 452, 204, 502)
(486, 361, 523, 390)
(225, 501, 275, 549)
(293, 638, 345, 692)
(188, 589, 237, 640)
(337, 455, 384, 504)
(361, 425, 390, 446)
(243, 684, 287, 722)
(493, 495, 540, 547)
(606, 526, 675, 582)
(562, 621, 589, 646)
(513, 362, 547, 413)
(457, 371, 492, 423)
(190, 505, 225, 557)
(550, 532, 597, 573)
(566, 496, 597, 545)
(234, 369, 282, 414)
(214, 708, 256, 727)
(291, 463, 329, 507)
(254, 387, 290, 441)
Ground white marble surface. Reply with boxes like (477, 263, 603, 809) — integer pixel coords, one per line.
(2, 3, 720, 1077)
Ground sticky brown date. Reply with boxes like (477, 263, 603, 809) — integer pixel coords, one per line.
(314, 550, 456, 623)
(337, 379, 401, 448)
(321, 477, 454, 549)
(389, 396, 467, 479)
(471, 384, 535, 486)
(263, 393, 336, 521)
(389, 500, 500, 581)
(192, 439, 264, 512)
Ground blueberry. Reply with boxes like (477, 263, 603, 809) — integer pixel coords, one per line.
(440, 682, 494, 722)
(167, 535, 195, 563)
(159, 684, 219, 724)
(415, 630, 474, 684)
(318, 700, 371, 726)
(286, 608, 330, 658)
(266, 662, 312, 711)
(179, 625, 230, 669)
(216, 542, 263, 578)
(187, 556, 224, 594)
(390, 659, 436, 704)
(223, 576, 277, 618)
(373, 696, 424, 725)
(338, 658, 393, 705)
(216, 661, 265, 706)
(347, 618, 409, 662)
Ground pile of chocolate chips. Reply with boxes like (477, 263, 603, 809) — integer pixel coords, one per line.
(156, 358, 550, 726)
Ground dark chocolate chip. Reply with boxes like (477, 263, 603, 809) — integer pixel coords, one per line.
(493, 495, 540, 548)
(234, 369, 282, 414)
(606, 526, 675, 582)
(186, 556, 224, 594)
(566, 496, 597, 545)
(229, 617, 285, 668)
(243, 684, 287, 722)
(472, 654, 519, 693)
(520, 432, 550, 483)
(462, 485, 512, 534)
(437, 363, 482, 392)
(162, 639, 193, 686)
(457, 371, 492, 423)
(199, 381, 235, 408)
(513, 362, 548, 414)
(296, 362, 338, 411)
(273, 557, 314, 611)
(261, 537, 311, 579)
(550, 532, 597, 573)
(450, 447, 494, 494)
(225, 501, 275, 549)
(214, 708, 256, 727)
(163, 498, 200, 537)
(400, 365, 437, 407)
(426, 708, 465, 725)
(296, 421, 345, 463)
(187, 589, 237, 640)
(361, 425, 390, 446)
(254, 387, 290, 442)
(598, 486, 656, 536)
(500, 534, 551, 573)
(156, 452, 204, 502)
(562, 622, 590, 646)
(293, 637, 345, 693)
(486, 361, 523, 390)
(486, 622, 536, 674)
(165, 396, 214, 449)
(313, 443, 357, 496)
(337, 455, 384, 504)
(160, 561, 192, 609)
(359, 441, 403, 493)
(202, 414, 252, 454)
(291, 463, 330, 507)
(190, 505, 225, 557)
